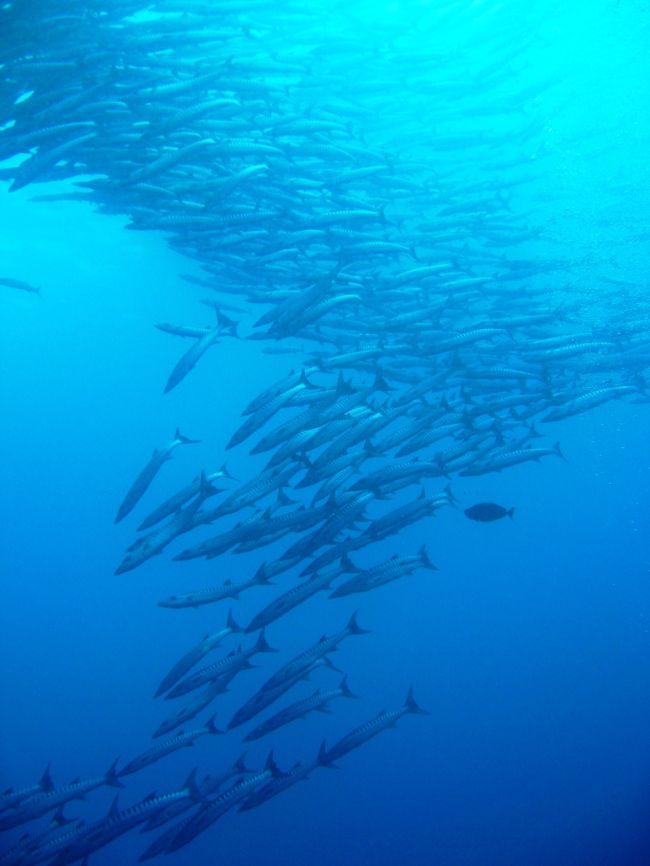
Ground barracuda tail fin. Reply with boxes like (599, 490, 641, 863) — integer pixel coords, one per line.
(404, 686, 429, 716)
(198, 470, 220, 501)
(254, 629, 278, 654)
(220, 462, 237, 481)
(317, 740, 330, 766)
(339, 675, 359, 699)
(336, 372, 355, 396)
(183, 768, 205, 803)
(443, 483, 458, 507)
(300, 369, 320, 390)
(107, 794, 120, 819)
(204, 715, 222, 736)
(264, 750, 284, 779)
(322, 655, 343, 674)
(232, 752, 251, 774)
(276, 487, 297, 507)
(317, 740, 339, 769)
(340, 553, 361, 573)
(346, 610, 370, 636)
(418, 545, 438, 571)
(528, 422, 541, 439)
(175, 428, 200, 445)
(51, 806, 72, 827)
(363, 438, 382, 458)
(372, 369, 394, 392)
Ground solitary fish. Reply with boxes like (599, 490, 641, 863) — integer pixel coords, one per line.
(0, 276, 41, 295)
(464, 502, 514, 522)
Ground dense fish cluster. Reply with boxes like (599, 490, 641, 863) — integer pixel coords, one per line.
(1, 0, 648, 863)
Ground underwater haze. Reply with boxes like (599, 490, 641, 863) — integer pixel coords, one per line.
(0, 1, 649, 865)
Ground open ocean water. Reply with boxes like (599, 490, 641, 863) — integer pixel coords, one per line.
(0, 1, 649, 865)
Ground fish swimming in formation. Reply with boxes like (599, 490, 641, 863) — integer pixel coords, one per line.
(154, 610, 242, 699)
(1, 0, 647, 863)
(0, 765, 54, 814)
(243, 675, 358, 742)
(0, 762, 123, 832)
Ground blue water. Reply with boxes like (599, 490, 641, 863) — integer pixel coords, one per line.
(1, 1, 649, 864)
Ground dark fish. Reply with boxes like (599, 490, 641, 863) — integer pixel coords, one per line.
(162, 752, 284, 853)
(0, 276, 41, 295)
(464, 502, 515, 522)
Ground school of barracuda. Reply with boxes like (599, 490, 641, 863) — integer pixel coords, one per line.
(1, 0, 648, 862)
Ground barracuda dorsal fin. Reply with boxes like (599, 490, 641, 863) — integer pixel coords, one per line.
(233, 751, 250, 774)
(40, 763, 54, 792)
(264, 749, 282, 779)
(340, 553, 360, 573)
(335, 371, 350, 395)
(443, 484, 458, 507)
(51, 806, 71, 827)
(253, 563, 273, 586)
(226, 609, 243, 633)
(105, 758, 125, 789)
(317, 740, 337, 768)
(183, 768, 203, 802)
(339, 675, 359, 699)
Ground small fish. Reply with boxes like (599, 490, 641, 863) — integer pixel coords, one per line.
(464, 502, 515, 522)
(0, 276, 41, 295)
